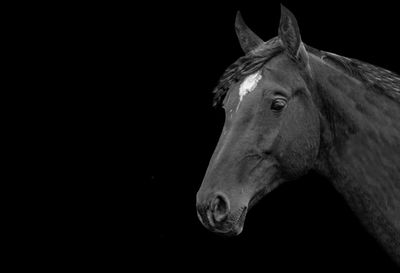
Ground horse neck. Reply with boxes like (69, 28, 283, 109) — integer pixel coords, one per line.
(308, 53, 400, 263)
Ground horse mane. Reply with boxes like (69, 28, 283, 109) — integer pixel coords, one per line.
(212, 36, 400, 106)
(307, 45, 400, 103)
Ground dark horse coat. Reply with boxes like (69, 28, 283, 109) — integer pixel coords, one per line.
(197, 5, 400, 266)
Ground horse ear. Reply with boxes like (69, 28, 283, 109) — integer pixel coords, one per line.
(235, 11, 264, 54)
(278, 5, 308, 66)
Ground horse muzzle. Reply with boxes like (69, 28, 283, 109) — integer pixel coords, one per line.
(196, 191, 248, 236)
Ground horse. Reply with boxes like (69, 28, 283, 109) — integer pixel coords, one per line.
(196, 5, 400, 265)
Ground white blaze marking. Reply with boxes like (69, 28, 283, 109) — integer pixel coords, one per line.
(237, 71, 262, 111)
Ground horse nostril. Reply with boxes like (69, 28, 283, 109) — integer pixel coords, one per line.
(211, 192, 230, 223)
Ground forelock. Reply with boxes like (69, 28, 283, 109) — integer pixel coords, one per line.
(212, 37, 284, 106)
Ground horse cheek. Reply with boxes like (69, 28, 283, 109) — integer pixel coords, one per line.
(277, 102, 320, 179)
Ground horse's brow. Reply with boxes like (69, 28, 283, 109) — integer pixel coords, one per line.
(293, 87, 309, 98)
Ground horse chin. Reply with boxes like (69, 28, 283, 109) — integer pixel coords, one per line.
(217, 184, 279, 235)
(214, 185, 277, 236)
(198, 204, 248, 236)
(213, 206, 248, 236)
(248, 180, 281, 209)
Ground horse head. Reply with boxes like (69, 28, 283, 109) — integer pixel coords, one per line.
(196, 6, 321, 235)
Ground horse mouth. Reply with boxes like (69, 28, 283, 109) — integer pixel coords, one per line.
(197, 206, 248, 236)
(210, 185, 278, 236)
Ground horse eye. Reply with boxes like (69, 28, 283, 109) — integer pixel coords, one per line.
(271, 98, 287, 112)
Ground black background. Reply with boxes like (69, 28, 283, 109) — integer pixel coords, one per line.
(141, 1, 400, 271)
(12, 1, 400, 270)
